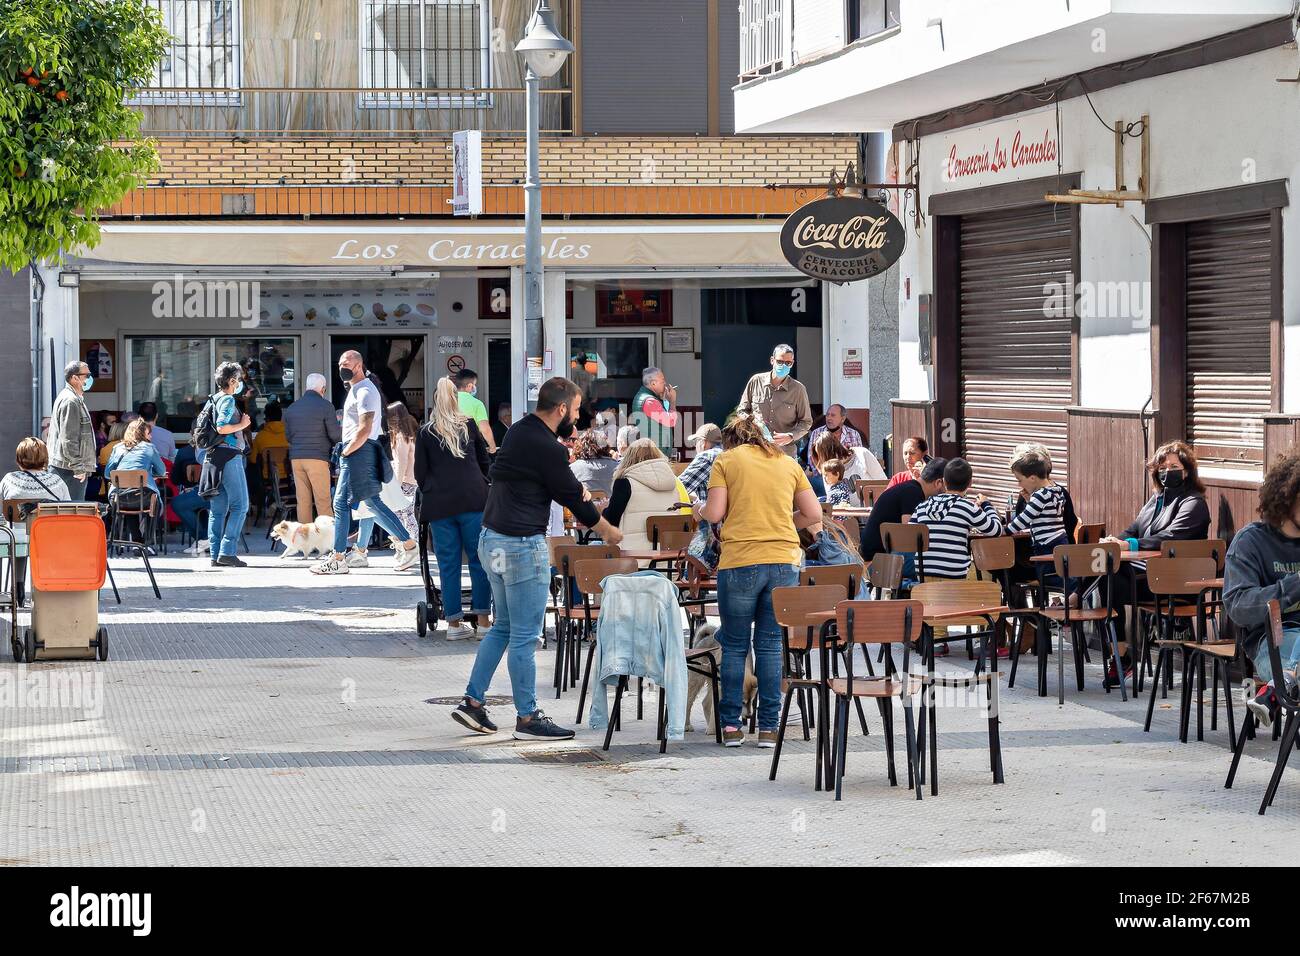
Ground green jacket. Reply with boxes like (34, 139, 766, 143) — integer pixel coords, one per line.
(629, 385, 677, 456)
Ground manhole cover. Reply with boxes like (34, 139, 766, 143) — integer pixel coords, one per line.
(517, 749, 604, 764)
(424, 696, 513, 706)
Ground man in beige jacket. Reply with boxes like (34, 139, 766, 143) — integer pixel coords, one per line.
(736, 344, 812, 458)
(47, 360, 97, 500)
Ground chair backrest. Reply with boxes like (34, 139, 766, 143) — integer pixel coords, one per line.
(265, 445, 290, 479)
(820, 501, 834, 521)
(836, 599, 923, 646)
(910, 580, 1004, 626)
(1161, 537, 1227, 573)
(868, 552, 904, 594)
(545, 534, 573, 568)
(669, 460, 689, 476)
(835, 515, 860, 544)
(657, 529, 695, 551)
(645, 513, 695, 548)
(589, 489, 609, 504)
(553, 543, 621, 581)
(1, 498, 40, 524)
(1075, 522, 1105, 544)
(971, 534, 1016, 573)
(772, 584, 846, 649)
(800, 562, 865, 596)
(1053, 542, 1122, 581)
(853, 479, 889, 507)
(881, 521, 928, 555)
(111, 469, 149, 491)
(573, 557, 640, 595)
(1145, 556, 1219, 597)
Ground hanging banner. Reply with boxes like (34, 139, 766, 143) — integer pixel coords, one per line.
(780, 195, 906, 284)
(250, 288, 437, 330)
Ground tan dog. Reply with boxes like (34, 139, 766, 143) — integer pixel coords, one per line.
(271, 516, 336, 559)
(685, 623, 758, 734)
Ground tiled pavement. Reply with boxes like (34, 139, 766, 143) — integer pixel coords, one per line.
(0, 543, 1289, 866)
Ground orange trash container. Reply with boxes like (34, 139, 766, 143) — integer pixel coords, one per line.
(21, 505, 108, 662)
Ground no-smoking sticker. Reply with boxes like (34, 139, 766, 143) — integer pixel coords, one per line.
(446, 354, 466, 375)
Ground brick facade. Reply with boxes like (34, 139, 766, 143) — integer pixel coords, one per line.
(148, 135, 857, 187)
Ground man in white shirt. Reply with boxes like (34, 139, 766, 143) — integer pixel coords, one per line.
(137, 402, 176, 460)
(311, 350, 419, 575)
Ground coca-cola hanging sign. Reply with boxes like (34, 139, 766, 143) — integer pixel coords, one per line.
(780, 195, 906, 283)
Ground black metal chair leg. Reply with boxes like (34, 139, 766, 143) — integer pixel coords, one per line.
(576, 637, 598, 723)
(1225, 712, 1254, 788)
(657, 686, 667, 754)
(1260, 712, 1299, 814)
(601, 677, 625, 751)
(882, 700, 897, 787)
(928, 689, 938, 796)
(1143, 650, 1165, 731)
(834, 697, 849, 801)
(769, 686, 795, 780)
(903, 701, 922, 800)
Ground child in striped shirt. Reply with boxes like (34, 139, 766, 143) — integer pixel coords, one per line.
(1005, 452, 1069, 553)
(819, 459, 857, 507)
(910, 458, 1002, 578)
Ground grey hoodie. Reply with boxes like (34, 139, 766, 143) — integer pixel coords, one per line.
(1223, 521, 1300, 662)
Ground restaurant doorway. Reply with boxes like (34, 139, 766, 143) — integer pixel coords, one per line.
(328, 334, 428, 417)
(486, 336, 512, 443)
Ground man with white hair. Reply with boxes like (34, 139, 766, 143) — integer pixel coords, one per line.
(283, 370, 341, 522)
(629, 366, 678, 457)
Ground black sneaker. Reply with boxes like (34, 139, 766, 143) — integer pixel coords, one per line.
(217, 555, 248, 568)
(513, 710, 576, 741)
(451, 698, 498, 734)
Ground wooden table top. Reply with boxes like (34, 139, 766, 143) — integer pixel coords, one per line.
(620, 548, 686, 562)
(1030, 550, 1160, 563)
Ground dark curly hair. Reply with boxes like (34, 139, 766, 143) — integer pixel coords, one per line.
(1259, 450, 1300, 528)
(1146, 440, 1206, 494)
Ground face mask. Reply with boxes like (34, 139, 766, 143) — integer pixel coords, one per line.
(81, 376, 93, 392)
(1158, 468, 1185, 491)
(773, 362, 792, 379)
(555, 409, 576, 439)
(469, 385, 478, 397)
(233, 380, 245, 395)
(338, 367, 354, 383)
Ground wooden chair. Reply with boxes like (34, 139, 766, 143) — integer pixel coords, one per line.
(834, 515, 860, 546)
(1158, 538, 1229, 738)
(867, 553, 904, 598)
(675, 554, 718, 633)
(1031, 543, 1125, 704)
(769, 584, 849, 792)
(827, 599, 926, 800)
(1142, 556, 1219, 738)
(107, 470, 161, 600)
(550, 543, 621, 697)
(1225, 599, 1300, 815)
(853, 479, 889, 508)
(972, 535, 1044, 691)
(645, 513, 695, 549)
(880, 522, 929, 586)
(669, 461, 689, 476)
(1, 498, 40, 605)
(571, 557, 639, 724)
(1075, 522, 1105, 544)
(909, 580, 1006, 794)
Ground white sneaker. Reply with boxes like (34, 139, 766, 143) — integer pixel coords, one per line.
(444, 622, 476, 641)
(310, 556, 349, 575)
(393, 545, 419, 572)
(344, 549, 369, 568)
(186, 540, 209, 555)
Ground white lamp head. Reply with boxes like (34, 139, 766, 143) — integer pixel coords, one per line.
(515, 0, 573, 79)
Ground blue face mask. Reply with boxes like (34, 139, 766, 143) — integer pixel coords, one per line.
(81, 376, 93, 392)
(773, 362, 792, 379)
(233, 380, 245, 395)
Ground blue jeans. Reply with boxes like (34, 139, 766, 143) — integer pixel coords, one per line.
(331, 451, 412, 555)
(171, 487, 204, 538)
(207, 455, 249, 558)
(465, 529, 550, 718)
(1253, 627, 1300, 685)
(356, 517, 374, 550)
(430, 511, 491, 622)
(717, 562, 799, 731)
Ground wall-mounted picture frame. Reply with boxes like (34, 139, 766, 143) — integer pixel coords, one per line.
(661, 326, 695, 353)
(80, 338, 115, 393)
(596, 288, 672, 327)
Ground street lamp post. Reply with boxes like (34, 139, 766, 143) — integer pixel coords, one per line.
(516, 0, 573, 411)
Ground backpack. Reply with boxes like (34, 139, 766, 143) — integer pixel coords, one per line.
(192, 395, 223, 451)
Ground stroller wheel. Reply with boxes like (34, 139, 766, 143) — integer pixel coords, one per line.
(11, 628, 23, 663)
(23, 627, 36, 664)
(415, 602, 427, 637)
(96, 626, 109, 662)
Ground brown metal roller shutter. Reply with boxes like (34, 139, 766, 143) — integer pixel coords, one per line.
(959, 204, 1073, 503)
(1185, 213, 1272, 466)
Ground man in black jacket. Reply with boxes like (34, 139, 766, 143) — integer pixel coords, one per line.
(1224, 450, 1300, 725)
(453, 377, 623, 742)
(859, 459, 945, 561)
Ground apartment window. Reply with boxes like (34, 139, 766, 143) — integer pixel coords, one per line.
(849, 0, 900, 42)
(360, 0, 492, 107)
(134, 0, 241, 104)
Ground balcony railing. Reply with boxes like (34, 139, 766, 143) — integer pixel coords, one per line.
(131, 86, 573, 139)
(739, 0, 901, 81)
(739, 0, 787, 80)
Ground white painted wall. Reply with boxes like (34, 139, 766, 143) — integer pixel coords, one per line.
(898, 45, 1300, 413)
(825, 279, 869, 407)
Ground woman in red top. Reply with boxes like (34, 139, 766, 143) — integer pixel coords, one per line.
(886, 436, 930, 489)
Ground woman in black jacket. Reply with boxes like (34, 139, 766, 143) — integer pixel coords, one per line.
(1100, 439, 1211, 685)
(415, 377, 492, 641)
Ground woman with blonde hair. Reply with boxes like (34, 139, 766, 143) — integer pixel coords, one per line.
(600, 437, 689, 552)
(693, 415, 823, 748)
(105, 418, 167, 496)
(415, 377, 492, 641)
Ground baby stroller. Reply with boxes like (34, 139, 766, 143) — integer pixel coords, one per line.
(414, 518, 481, 637)
(14, 503, 108, 662)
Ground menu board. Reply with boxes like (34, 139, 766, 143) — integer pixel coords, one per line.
(247, 288, 437, 330)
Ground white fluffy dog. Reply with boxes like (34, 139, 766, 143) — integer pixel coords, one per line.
(271, 516, 336, 559)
